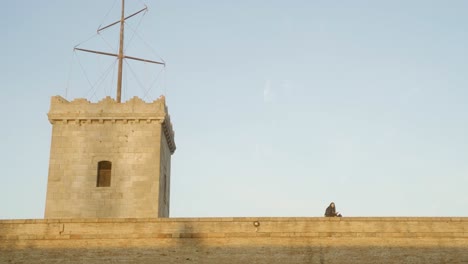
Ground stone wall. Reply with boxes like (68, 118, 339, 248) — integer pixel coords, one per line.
(1, 217, 466, 263)
(158, 134, 172, 217)
(45, 96, 175, 219)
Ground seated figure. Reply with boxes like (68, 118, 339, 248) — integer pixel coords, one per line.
(325, 202, 342, 217)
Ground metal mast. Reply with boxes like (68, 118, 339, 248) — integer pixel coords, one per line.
(74, 0, 165, 103)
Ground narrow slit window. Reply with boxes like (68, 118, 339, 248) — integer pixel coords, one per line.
(163, 174, 168, 203)
(97, 161, 112, 187)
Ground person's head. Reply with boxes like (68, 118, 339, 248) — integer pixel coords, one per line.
(330, 202, 335, 208)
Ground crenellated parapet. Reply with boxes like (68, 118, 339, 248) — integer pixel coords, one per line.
(49, 95, 168, 121)
(48, 95, 176, 154)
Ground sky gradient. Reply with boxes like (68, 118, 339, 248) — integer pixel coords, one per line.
(2, 0, 468, 219)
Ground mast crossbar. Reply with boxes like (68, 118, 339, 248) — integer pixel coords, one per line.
(74, 48, 118, 58)
(97, 6, 148, 33)
(75, 48, 165, 65)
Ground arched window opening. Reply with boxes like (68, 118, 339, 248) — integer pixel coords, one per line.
(97, 161, 112, 187)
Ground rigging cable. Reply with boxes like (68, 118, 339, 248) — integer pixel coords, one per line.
(143, 65, 166, 99)
(123, 15, 165, 65)
(124, 59, 151, 100)
(65, 52, 76, 100)
(75, 48, 118, 100)
(75, 50, 97, 96)
(73, 32, 100, 49)
(123, 64, 128, 101)
(123, 16, 168, 98)
(123, 9, 147, 53)
(110, 59, 117, 97)
(137, 0, 148, 8)
(88, 59, 118, 101)
(162, 66, 167, 96)
(97, 32, 118, 54)
(97, 0, 118, 32)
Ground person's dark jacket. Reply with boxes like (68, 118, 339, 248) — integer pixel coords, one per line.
(325, 205, 337, 217)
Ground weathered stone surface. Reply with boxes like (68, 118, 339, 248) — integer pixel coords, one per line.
(0, 217, 467, 263)
(44, 96, 175, 219)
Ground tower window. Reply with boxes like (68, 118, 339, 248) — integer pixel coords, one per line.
(97, 161, 112, 187)
(163, 174, 168, 203)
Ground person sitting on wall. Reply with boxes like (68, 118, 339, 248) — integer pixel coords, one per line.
(325, 202, 342, 217)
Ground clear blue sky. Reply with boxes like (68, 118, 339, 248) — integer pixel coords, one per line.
(2, 0, 467, 219)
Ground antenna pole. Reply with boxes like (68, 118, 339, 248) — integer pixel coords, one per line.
(116, 0, 125, 103)
(74, 2, 164, 101)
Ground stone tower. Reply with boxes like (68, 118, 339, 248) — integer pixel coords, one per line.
(44, 95, 176, 218)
